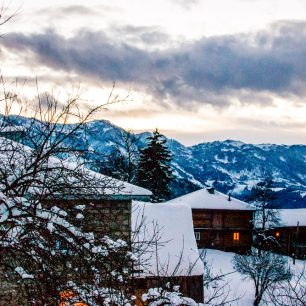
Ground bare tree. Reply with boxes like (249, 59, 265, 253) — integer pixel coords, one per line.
(249, 178, 281, 253)
(268, 264, 306, 306)
(101, 129, 139, 183)
(233, 248, 291, 306)
(0, 86, 136, 305)
(0, 0, 19, 29)
(120, 129, 139, 183)
(198, 250, 241, 306)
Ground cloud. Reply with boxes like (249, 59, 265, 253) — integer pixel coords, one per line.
(111, 25, 170, 46)
(170, 0, 199, 9)
(2, 21, 306, 108)
(35, 5, 103, 18)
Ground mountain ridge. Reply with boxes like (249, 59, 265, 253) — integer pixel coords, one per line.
(2, 115, 306, 208)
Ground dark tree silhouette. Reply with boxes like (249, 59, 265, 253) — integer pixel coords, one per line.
(136, 129, 173, 202)
(233, 248, 291, 306)
(249, 178, 280, 252)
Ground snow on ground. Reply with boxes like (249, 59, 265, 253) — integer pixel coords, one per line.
(204, 249, 305, 306)
(214, 155, 230, 164)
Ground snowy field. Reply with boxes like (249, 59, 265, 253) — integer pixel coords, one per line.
(204, 249, 305, 306)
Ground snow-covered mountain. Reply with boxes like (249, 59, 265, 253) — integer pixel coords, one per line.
(2, 115, 306, 208)
(167, 139, 306, 208)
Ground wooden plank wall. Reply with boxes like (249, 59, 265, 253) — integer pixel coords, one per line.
(192, 209, 253, 252)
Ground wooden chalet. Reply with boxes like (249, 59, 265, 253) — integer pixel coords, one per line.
(165, 188, 254, 253)
(265, 209, 306, 260)
(132, 201, 205, 304)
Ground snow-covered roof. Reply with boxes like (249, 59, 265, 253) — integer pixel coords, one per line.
(278, 209, 306, 227)
(80, 165, 152, 197)
(0, 137, 151, 197)
(165, 188, 253, 210)
(132, 201, 204, 277)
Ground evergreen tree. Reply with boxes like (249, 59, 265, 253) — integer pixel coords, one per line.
(136, 129, 173, 202)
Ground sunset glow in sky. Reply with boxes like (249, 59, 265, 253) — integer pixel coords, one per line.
(1, 0, 306, 144)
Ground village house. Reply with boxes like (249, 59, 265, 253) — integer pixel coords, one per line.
(266, 208, 306, 260)
(0, 134, 151, 305)
(165, 187, 254, 253)
(132, 201, 205, 304)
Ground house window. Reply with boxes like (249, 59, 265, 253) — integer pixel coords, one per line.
(233, 232, 240, 241)
(275, 231, 280, 237)
(194, 231, 201, 241)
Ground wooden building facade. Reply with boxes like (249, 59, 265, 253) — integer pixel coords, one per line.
(265, 209, 306, 259)
(166, 188, 254, 253)
(192, 208, 253, 252)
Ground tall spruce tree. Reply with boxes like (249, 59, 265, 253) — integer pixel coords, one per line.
(136, 129, 173, 202)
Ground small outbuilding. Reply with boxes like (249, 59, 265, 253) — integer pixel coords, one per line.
(132, 201, 204, 304)
(165, 188, 254, 253)
(266, 208, 306, 259)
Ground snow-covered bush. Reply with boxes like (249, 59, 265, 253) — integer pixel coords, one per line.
(0, 94, 134, 305)
(142, 283, 201, 306)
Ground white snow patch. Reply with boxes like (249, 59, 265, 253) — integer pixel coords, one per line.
(15, 267, 34, 279)
(232, 184, 247, 194)
(76, 213, 84, 220)
(214, 155, 230, 164)
(300, 191, 306, 197)
(204, 249, 306, 306)
(253, 153, 265, 160)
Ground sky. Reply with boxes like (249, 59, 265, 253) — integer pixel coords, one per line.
(1, 0, 306, 145)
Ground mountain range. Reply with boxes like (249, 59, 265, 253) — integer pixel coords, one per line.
(2, 115, 306, 208)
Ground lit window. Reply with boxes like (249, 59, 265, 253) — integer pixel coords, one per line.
(275, 232, 280, 237)
(233, 232, 240, 241)
(195, 231, 201, 241)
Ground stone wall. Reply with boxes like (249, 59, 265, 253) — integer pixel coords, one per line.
(0, 197, 133, 305)
(83, 199, 132, 241)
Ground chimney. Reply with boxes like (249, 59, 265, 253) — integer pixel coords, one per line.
(207, 187, 215, 194)
(228, 193, 231, 201)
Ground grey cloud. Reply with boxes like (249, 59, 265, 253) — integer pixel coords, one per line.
(111, 25, 170, 45)
(61, 5, 99, 15)
(2, 21, 306, 108)
(35, 5, 102, 19)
